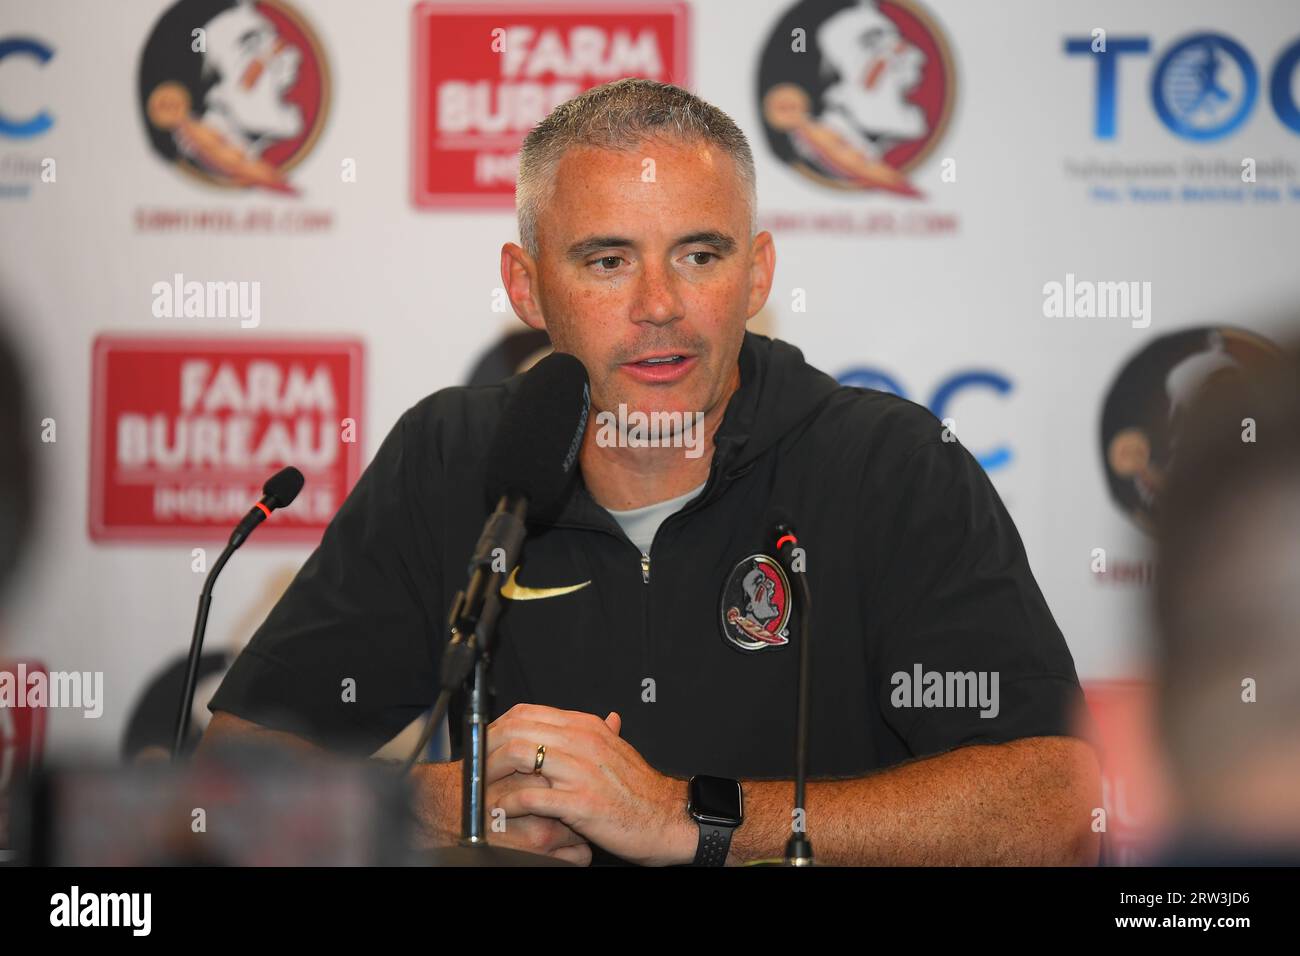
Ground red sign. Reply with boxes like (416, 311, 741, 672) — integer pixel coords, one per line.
(1081, 680, 1171, 865)
(0, 659, 45, 851)
(90, 336, 364, 543)
(411, 1, 690, 208)
(0, 660, 46, 791)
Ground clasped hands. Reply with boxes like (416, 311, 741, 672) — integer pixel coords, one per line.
(472, 703, 697, 866)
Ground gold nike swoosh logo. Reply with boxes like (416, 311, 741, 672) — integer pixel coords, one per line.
(500, 566, 591, 601)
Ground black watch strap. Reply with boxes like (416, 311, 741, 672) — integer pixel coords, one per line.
(693, 821, 734, 866)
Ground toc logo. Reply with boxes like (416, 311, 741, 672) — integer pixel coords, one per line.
(0, 37, 55, 138)
(1065, 31, 1300, 141)
(836, 367, 1013, 471)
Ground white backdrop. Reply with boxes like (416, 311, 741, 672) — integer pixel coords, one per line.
(1, 0, 1298, 771)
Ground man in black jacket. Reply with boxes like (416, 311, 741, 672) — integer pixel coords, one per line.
(204, 79, 1099, 866)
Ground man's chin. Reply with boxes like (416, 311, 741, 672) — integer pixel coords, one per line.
(603, 388, 708, 422)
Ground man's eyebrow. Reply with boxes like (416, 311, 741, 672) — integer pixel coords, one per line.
(564, 231, 738, 261)
(677, 231, 736, 254)
(565, 236, 635, 261)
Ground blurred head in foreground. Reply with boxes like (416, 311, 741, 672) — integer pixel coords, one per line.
(1153, 339, 1300, 862)
(0, 314, 34, 611)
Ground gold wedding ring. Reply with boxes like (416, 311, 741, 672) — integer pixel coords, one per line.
(533, 744, 547, 775)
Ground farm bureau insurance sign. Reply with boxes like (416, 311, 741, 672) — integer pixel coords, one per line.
(90, 336, 363, 542)
(411, 1, 689, 208)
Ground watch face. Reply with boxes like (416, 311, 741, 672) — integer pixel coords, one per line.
(689, 775, 743, 825)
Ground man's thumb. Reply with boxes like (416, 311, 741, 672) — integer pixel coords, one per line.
(604, 711, 622, 735)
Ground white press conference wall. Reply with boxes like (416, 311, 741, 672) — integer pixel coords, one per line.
(1, 0, 1298, 762)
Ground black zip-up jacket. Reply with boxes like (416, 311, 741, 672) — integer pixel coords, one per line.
(211, 332, 1088, 781)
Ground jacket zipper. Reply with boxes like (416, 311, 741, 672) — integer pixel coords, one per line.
(635, 474, 729, 687)
(640, 549, 651, 685)
(545, 468, 734, 703)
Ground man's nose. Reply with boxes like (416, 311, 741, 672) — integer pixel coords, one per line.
(631, 259, 684, 327)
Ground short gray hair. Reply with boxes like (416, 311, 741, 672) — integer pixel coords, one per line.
(516, 78, 757, 257)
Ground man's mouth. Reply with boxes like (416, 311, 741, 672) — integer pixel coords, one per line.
(621, 353, 697, 383)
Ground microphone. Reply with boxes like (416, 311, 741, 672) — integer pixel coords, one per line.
(228, 466, 305, 549)
(427, 352, 589, 845)
(768, 506, 815, 866)
(440, 351, 590, 689)
(172, 466, 304, 758)
(483, 351, 590, 521)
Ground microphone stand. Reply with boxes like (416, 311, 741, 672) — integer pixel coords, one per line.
(172, 540, 238, 758)
(438, 495, 524, 845)
(784, 570, 814, 865)
(458, 588, 502, 843)
(416, 574, 571, 866)
(172, 468, 302, 760)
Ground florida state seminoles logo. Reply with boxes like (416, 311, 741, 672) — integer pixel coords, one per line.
(138, 0, 330, 194)
(720, 554, 792, 651)
(1100, 327, 1280, 534)
(757, 0, 954, 197)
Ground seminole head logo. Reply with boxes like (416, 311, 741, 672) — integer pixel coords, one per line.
(757, 0, 954, 197)
(720, 554, 792, 652)
(1100, 327, 1281, 533)
(138, 0, 329, 194)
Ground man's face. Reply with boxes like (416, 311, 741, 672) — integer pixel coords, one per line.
(204, 5, 303, 145)
(743, 566, 779, 622)
(514, 137, 772, 427)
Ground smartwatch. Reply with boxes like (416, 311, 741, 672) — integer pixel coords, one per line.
(687, 775, 743, 866)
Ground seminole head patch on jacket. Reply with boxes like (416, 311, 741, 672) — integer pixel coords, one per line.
(719, 554, 793, 652)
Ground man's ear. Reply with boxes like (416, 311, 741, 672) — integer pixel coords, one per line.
(746, 231, 776, 320)
(500, 242, 546, 331)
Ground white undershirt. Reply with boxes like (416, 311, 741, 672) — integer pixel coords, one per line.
(604, 481, 707, 555)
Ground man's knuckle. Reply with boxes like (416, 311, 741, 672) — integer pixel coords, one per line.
(541, 818, 568, 845)
(569, 844, 593, 866)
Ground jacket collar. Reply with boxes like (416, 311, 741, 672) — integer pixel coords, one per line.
(539, 332, 837, 532)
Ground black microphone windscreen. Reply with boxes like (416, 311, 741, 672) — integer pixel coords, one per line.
(485, 351, 590, 522)
(263, 466, 305, 508)
(767, 506, 796, 541)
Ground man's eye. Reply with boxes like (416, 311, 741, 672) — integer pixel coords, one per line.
(685, 252, 717, 266)
(591, 256, 623, 271)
